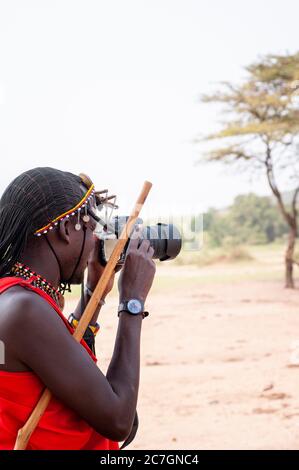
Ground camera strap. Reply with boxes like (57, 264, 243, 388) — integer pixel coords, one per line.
(45, 225, 87, 295)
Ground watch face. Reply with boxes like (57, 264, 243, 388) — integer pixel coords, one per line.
(127, 299, 142, 314)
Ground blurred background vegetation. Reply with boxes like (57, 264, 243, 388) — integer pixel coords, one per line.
(204, 193, 288, 247)
(174, 191, 299, 269)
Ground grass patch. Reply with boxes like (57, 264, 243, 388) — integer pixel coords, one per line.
(174, 245, 254, 267)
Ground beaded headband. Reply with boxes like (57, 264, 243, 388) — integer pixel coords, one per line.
(34, 184, 95, 236)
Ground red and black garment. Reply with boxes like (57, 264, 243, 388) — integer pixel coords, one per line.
(0, 276, 119, 450)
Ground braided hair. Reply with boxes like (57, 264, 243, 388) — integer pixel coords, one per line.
(0, 167, 85, 277)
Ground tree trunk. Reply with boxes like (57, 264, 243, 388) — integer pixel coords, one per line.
(285, 225, 297, 289)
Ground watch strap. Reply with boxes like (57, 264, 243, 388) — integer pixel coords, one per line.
(118, 310, 149, 319)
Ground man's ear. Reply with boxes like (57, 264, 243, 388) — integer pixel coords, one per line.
(58, 219, 71, 244)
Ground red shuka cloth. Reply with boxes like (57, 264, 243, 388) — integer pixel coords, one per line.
(0, 276, 119, 450)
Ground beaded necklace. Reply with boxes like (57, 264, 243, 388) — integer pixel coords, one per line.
(10, 262, 63, 306)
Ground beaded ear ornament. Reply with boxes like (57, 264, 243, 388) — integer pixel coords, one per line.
(34, 173, 118, 237)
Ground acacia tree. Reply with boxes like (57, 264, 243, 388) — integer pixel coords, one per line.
(200, 52, 299, 288)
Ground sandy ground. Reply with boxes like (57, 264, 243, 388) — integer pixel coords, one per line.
(65, 263, 299, 450)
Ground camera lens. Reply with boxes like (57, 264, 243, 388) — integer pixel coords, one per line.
(141, 223, 182, 261)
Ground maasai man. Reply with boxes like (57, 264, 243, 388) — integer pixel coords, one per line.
(0, 167, 155, 450)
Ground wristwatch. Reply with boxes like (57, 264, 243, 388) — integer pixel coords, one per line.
(118, 299, 149, 318)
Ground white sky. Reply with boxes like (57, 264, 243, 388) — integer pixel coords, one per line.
(0, 0, 298, 217)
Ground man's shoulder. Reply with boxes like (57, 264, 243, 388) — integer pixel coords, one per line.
(0, 285, 58, 333)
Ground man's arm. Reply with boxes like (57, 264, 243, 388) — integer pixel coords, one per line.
(72, 237, 117, 325)
(4, 238, 155, 442)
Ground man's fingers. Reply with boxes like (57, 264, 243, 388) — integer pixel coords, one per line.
(126, 229, 154, 257)
(126, 229, 141, 252)
(148, 246, 155, 258)
(138, 239, 151, 253)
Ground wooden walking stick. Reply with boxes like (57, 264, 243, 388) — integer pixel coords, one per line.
(13, 180, 153, 450)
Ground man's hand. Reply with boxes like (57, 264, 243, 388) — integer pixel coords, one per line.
(87, 237, 116, 299)
(118, 236, 156, 303)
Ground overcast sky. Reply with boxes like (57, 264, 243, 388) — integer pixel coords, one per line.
(0, 0, 298, 218)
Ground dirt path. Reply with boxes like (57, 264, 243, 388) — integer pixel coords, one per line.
(65, 274, 299, 449)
